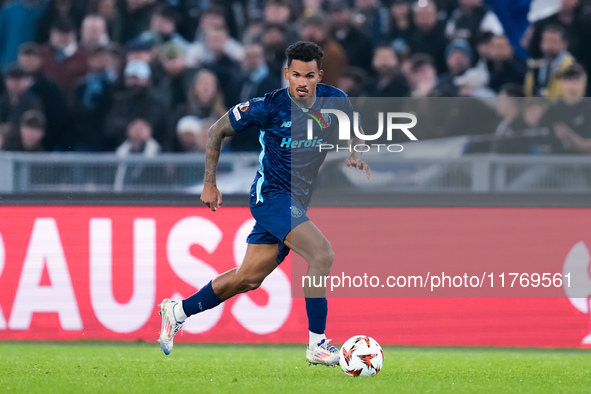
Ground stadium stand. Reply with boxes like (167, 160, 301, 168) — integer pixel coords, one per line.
(0, 0, 590, 193)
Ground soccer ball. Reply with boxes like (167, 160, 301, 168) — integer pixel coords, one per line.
(339, 335, 384, 377)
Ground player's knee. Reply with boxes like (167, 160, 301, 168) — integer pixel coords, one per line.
(311, 248, 335, 272)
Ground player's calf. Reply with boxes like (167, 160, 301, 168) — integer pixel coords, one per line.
(233, 273, 264, 294)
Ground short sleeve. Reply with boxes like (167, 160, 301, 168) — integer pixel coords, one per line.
(228, 97, 267, 134)
(334, 93, 358, 126)
(341, 96, 355, 120)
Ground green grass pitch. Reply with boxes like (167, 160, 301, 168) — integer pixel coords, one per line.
(0, 342, 590, 393)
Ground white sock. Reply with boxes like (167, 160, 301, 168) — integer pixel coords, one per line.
(309, 331, 326, 348)
(173, 301, 188, 322)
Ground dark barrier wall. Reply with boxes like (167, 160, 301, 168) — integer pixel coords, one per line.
(1, 192, 591, 207)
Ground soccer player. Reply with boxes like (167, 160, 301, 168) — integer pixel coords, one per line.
(158, 41, 370, 365)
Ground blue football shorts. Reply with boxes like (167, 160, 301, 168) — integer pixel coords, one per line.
(247, 192, 310, 263)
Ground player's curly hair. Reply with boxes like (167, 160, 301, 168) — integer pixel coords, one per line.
(285, 41, 324, 69)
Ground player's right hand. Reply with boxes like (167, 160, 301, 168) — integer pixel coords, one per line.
(201, 182, 222, 212)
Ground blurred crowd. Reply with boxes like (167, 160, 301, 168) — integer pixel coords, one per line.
(0, 0, 590, 156)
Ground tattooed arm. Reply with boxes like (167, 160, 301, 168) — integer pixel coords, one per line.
(200, 112, 235, 211)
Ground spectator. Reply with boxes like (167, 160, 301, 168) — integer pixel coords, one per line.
(264, 0, 293, 24)
(193, 6, 227, 42)
(40, 18, 88, 99)
(104, 43, 123, 83)
(437, 39, 473, 95)
(169, 1, 205, 41)
(490, 83, 531, 154)
(200, 26, 242, 107)
(2, 109, 47, 152)
(88, 0, 123, 44)
(184, 69, 226, 119)
(486, 34, 526, 93)
(454, 68, 495, 97)
(337, 67, 367, 96)
(114, 117, 161, 190)
(353, 0, 390, 43)
(433, 0, 459, 19)
(188, 7, 245, 66)
(242, 16, 266, 45)
(174, 115, 212, 153)
(149, 5, 189, 53)
(299, 14, 346, 87)
(486, 95, 551, 186)
(472, 31, 493, 75)
(169, 69, 226, 149)
(408, 0, 449, 73)
(116, 117, 161, 156)
(125, 34, 157, 64)
(524, 25, 576, 98)
(120, 0, 158, 44)
(80, 14, 110, 51)
(124, 33, 167, 94)
(386, 0, 413, 46)
(508, 66, 589, 190)
(186, 2, 241, 42)
(522, 97, 550, 133)
(104, 59, 167, 150)
(445, 0, 488, 46)
(0, 0, 47, 67)
(264, 0, 299, 44)
(261, 23, 289, 79)
(71, 46, 116, 151)
(237, 43, 280, 103)
(527, 0, 591, 83)
(328, 1, 374, 74)
(363, 46, 409, 97)
(540, 64, 591, 154)
(36, 0, 86, 44)
(405, 53, 439, 97)
(17, 42, 68, 150)
(154, 43, 198, 112)
(0, 64, 43, 130)
(402, 54, 451, 139)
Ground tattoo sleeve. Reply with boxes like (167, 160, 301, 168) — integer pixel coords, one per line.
(204, 112, 235, 184)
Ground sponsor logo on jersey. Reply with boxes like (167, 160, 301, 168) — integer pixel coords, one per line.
(280, 137, 325, 148)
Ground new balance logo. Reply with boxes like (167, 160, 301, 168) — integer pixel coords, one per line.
(281, 121, 292, 127)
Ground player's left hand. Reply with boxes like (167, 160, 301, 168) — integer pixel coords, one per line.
(345, 156, 371, 179)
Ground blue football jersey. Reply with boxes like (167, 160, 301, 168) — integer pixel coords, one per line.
(228, 83, 354, 210)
